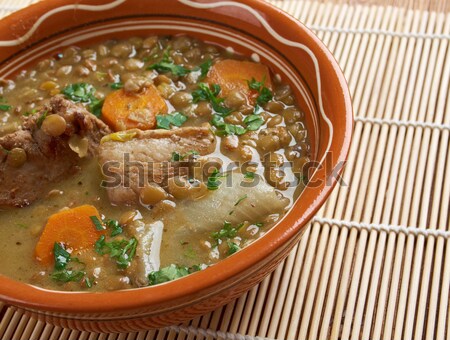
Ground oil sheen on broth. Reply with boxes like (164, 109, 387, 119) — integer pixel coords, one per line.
(0, 35, 310, 291)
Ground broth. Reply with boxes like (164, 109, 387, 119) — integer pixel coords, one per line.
(0, 35, 310, 291)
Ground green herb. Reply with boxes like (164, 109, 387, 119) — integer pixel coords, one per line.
(243, 114, 264, 131)
(255, 222, 264, 228)
(94, 236, 138, 269)
(0, 104, 11, 111)
(210, 115, 246, 136)
(148, 264, 203, 286)
(90, 216, 104, 231)
(156, 112, 187, 130)
(234, 194, 248, 206)
(247, 77, 273, 106)
(61, 83, 103, 117)
(206, 168, 227, 190)
(84, 277, 93, 288)
(211, 221, 243, 242)
(105, 219, 123, 237)
(15, 223, 27, 229)
(198, 59, 212, 79)
(51, 243, 88, 285)
(53, 243, 71, 270)
(148, 50, 191, 76)
(244, 171, 255, 180)
(170, 150, 199, 161)
(227, 241, 240, 255)
(192, 83, 232, 115)
(94, 235, 106, 254)
(36, 112, 48, 128)
(51, 270, 85, 283)
(110, 82, 123, 90)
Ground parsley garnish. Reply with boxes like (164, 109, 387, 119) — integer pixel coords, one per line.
(0, 104, 11, 111)
(95, 235, 138, 269)
(244, 171, 255, 180)
(51, 243, 88, 286)
(247, 77, 273, 106)
(227, 241, 240, 255)
(211, 221, 243, 242)
(170, 150, 199, 161)
(105, 219, 123, 237)
(156, 112, 187, 130)
(243, 114, 264, 131)
(62, 83, 103, 117)
(210, 115, 246, 136)
(53, 243, 71, 270)
(148, 50, 191, 76)
(198, 59, 212, 79)
(192, 83, 232, 115)
(148, 264, 203, 286)
(110, 82, 123, 90)
(51, 270, 85, 283)
(90, 216, 104, 231)
(206, 168, 227, 190)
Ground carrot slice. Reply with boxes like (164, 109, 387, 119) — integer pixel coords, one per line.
(102, 85, 168, 131)
(35, 205, 104, 265)
(205, 59, 272, 104)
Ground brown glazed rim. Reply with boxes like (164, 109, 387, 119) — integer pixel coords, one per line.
(0, 0, 353, 315)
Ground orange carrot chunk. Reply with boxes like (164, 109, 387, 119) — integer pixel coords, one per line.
(205, 59, 272, 104)
(35, 205, 104, 265)
(101, 85, 168, 131)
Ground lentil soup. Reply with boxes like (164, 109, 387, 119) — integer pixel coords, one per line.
(0, 35, 310, 291)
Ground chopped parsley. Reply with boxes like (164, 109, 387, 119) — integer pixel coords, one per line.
(0, 104, 11, 111)
(105, 219, 123, 237)
(227, 241, 240, 255)
(95, 235, 138, 269)
(170, 150, 199, 161)
(156, 112, 187, 130)
(61, 83, 103, 117)
(110, 82, 123, 90)
(53, 243, 71, 270)
(211, 221, 243, 242)
(148, 264, 203, 286)
(206, 168, 227, 190)
(51, 270, 85, 283)
(244, 171, 255, 180)
(198, 59, 212, 79)
(243, 114, 265, 131)
(50, 243, 89, 286)
(192, 83, 232, 116)
(90, 216, 104, 231)
(247, 77, 273, 106)
(148, 50, 191, 76)
(211, 115, 247, 136)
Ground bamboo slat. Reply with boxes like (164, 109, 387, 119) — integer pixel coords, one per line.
(1, 1, 450, 339)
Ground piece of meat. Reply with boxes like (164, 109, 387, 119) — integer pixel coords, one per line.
(0, 96, 111, 208)
(126, 220, 164, 287)
(166, 172, 289, 235)
(98, 126, 216, 206)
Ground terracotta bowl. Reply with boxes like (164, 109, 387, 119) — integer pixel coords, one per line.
(0, 0, 352, 332)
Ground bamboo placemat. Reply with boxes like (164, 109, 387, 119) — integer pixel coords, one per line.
(1, 0, 450, 339)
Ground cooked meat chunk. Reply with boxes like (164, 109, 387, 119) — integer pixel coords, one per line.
(0, 96, 111, 208)
(126, 220, 164, 287)
(98, 126, 216, 205)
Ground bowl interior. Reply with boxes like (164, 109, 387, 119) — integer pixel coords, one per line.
(0, 0, 352, 315)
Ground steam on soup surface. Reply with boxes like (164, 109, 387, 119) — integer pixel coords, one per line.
(0, 35, 310, 291)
